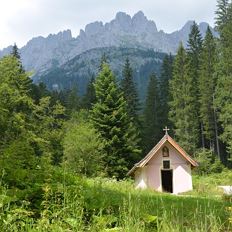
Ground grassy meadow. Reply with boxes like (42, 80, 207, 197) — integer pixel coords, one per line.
(0, 169, 231, 232)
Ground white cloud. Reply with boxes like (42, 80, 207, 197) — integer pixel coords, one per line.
(0, 0, 217, 49)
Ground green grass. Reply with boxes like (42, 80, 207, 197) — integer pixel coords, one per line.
(0, 170, 231, 231)
(191, 170, 232, 196)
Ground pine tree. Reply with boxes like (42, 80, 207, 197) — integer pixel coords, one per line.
(215, 76, 232, 160)
(187, 22, 203, 147)
(11, 43, 25, 73)
(99, 53, 108, 71)
(142, 73, 162, 153)
(11, 43, 21, 60)
(169, 43, 199, 154)
(66, 85, 80, 114)
(187, 22, 203, 58)
(214, 1, 232, 161)
(31, 82, 50, 103)
(215, 0, 229, 31)
(82, 77, 96, 109)
(121, 58, 140, 123)
(91, 63, 140, 178)
(219, 2, 232, 75)
(159, 54, 173, 130)
(199, 27, 219, 154)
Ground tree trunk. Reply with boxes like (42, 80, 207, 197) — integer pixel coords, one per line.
(200, 122, 205, 148)
(213, 95, 220, 159)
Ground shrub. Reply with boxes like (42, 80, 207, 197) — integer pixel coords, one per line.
(194, 149, 224, 175)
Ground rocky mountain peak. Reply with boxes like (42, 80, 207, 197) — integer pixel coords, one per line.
(115, 12, 131, 22)
(180, 20, 194, 33)
(0, 11, 215, 74)
(132, 11, 146, 21)
(132, 11, 157, 33)
(85, 22, 104, 36)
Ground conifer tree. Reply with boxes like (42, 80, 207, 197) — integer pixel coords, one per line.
(0, 56, 33, 143)
(169, 43, 199, 154)
(82, 77, 96, 109)
(91, 63, 140, 178)
(159, 54, 173, 130)
(99, 53, 108, 71)
(66, 85, 80, 114)
(187, 22, 203, 147)
(218, 2, 232, 75)
(215, 1, 232, 161)
(199, 27, 219, 154)
(215, 76, 232, 160)
(142, 73, 162, 153)
(11, 43, 21, 60)
(121, 58, 140, 123)
(215, 0, 229, 30)
(11, 43, 25, 73)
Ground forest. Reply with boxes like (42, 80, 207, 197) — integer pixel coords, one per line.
(0, 0, 231, 231)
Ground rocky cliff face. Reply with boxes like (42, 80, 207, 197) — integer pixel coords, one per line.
(0, 11, 216, 74)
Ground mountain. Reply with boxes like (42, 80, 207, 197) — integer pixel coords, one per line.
(0, 11, 216, 75)
(35, 47, 166, 100)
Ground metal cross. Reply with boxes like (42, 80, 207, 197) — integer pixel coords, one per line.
(163, 126, 170, 135)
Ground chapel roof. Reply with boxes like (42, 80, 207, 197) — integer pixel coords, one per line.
(127, 133, 198, 176)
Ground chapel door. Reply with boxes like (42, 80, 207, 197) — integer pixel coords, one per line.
(161, 170, 173, 193)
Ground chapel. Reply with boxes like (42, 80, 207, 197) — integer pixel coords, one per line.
(128, 128, 198, 194)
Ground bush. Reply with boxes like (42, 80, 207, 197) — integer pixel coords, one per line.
(194, 149, 225, 175)
(63, 111, 106, 177)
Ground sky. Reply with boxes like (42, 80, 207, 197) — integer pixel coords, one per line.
(0, 0, 217, 49)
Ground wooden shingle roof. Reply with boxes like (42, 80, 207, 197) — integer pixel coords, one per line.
(127, 133, 198, 176)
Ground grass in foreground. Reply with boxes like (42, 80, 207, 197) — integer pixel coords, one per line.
(0, 170, 231, 231)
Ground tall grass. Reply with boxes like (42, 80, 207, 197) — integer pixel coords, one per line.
(0, 172, 231, 231)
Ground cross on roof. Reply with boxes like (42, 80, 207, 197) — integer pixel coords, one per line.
(163, 126, 170, 135)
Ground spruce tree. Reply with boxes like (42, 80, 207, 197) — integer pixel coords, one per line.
(169, 43, 199, 154)
(199, 27, 219, 153)
(11, 43, 21, 60)
(214, 1, 232, 161)
(159, 54, 173, 130)
(66, 85, 80, 114)
(142, 73, 162, 153)
(215, 76, 232, 160)
(82, 77, 96, 109)
(215, 0, 229, 30)
(99, 53, 108, 71)
(11, 43, 25, 73)
(187, 21, 203, 147)
(218, 2, 232, 75)
(91, 63, 140, 178)
(121, 58, 140, 123)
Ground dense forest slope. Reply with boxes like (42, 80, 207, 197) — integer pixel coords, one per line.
(34, 47, 167, 99)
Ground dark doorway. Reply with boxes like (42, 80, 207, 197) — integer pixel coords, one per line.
(161, 170, 173, 193)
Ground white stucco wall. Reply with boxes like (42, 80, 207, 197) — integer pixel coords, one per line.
(134, 167, 147, 189)
(134, 142, 193, 194)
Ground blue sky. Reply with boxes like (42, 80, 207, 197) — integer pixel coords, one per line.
(0, 0, 217, 49)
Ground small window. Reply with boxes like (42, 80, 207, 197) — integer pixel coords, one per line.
(163, 160, 170, 169)
(162, 146, 169, 157)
